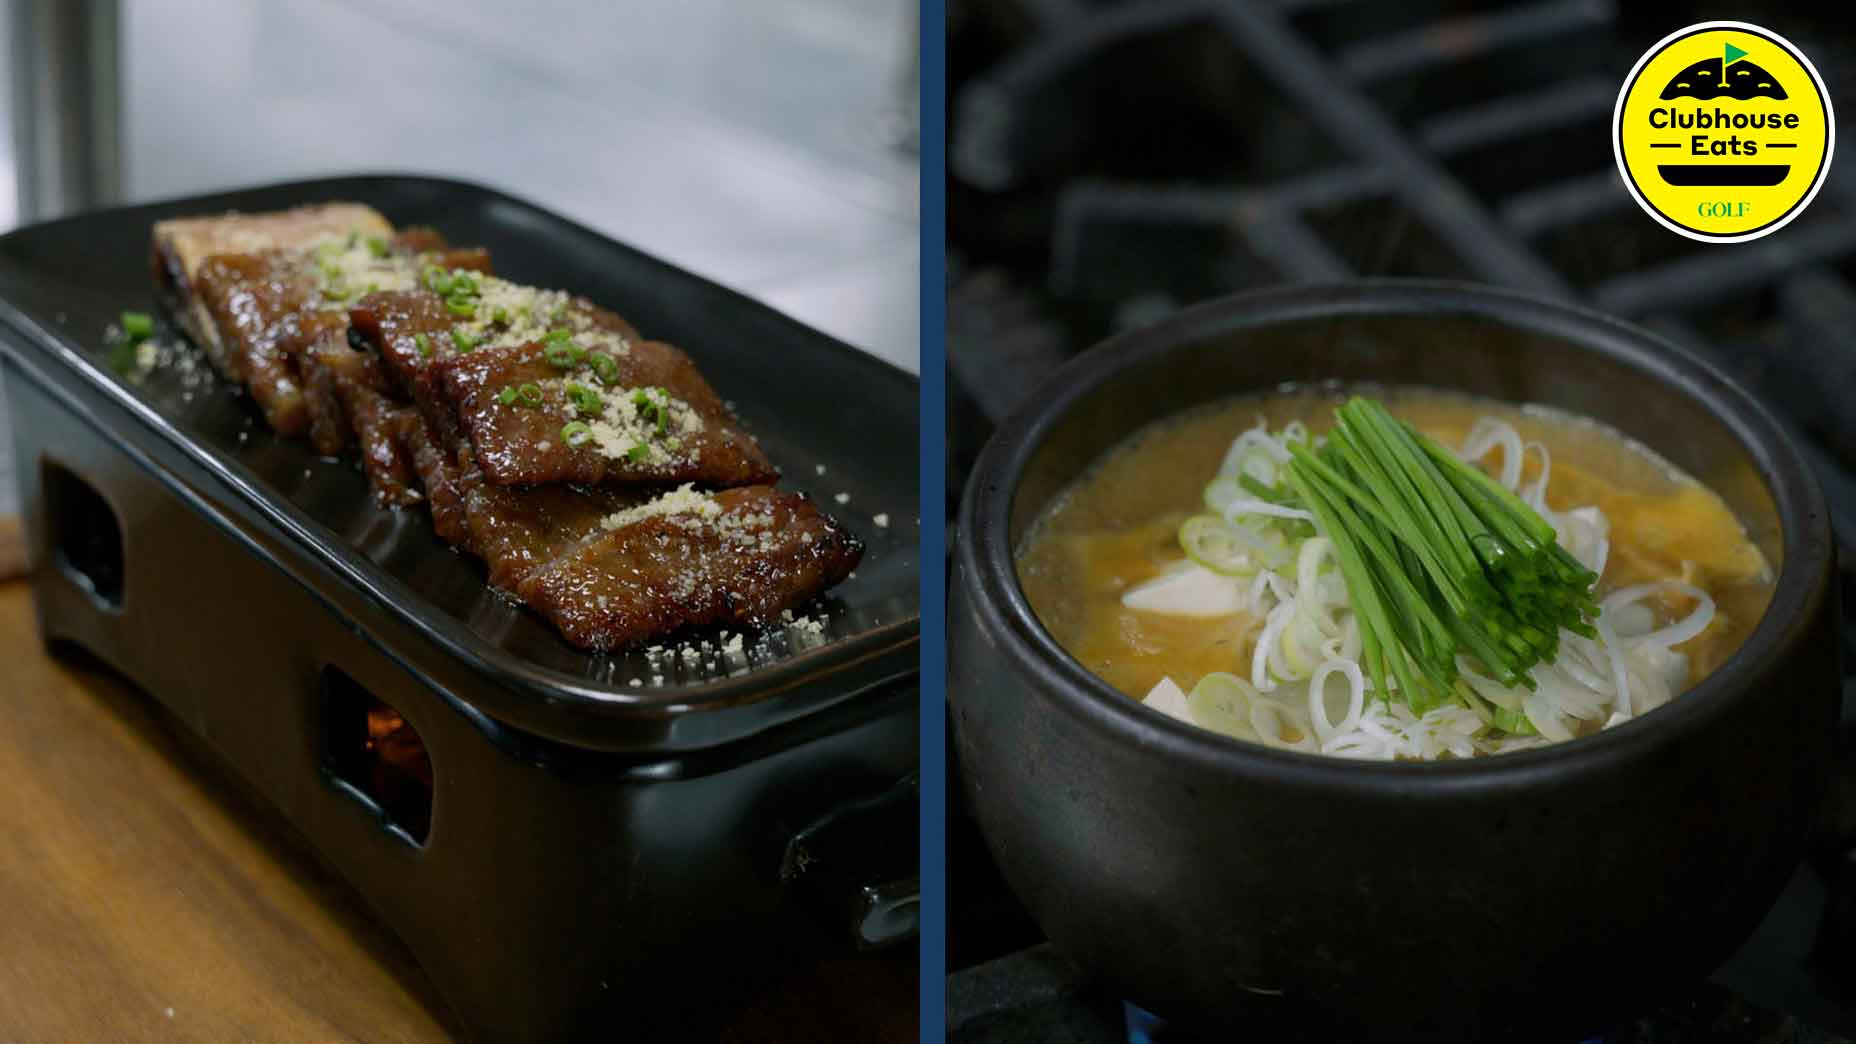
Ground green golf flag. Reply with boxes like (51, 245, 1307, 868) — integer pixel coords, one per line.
(1724, 41, 1749, 66)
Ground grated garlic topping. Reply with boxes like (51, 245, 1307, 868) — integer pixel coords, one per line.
(596, 488, 795, 563)
(442, 273, 632, 359)
(576, 383, 705, 465)
(302, 235, 634, 363)
(599, 484, 722, 531)
(305, 230, 424, 309)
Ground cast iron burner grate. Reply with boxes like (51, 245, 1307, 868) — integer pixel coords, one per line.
(947, 0, 1856, 1038)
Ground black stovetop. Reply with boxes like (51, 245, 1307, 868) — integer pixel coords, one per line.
(945, 0, 1856, 1039)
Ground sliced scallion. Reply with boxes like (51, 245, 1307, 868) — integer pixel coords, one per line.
(1186, 673, 1259, 740)
(1179, 515, 1257, 577)
(586, 352, 620, 386)
(632, 388, 669, 435)
(545, 341, 586, 369)
(564, 381, 602, 416)
(120, 310, 154, 341)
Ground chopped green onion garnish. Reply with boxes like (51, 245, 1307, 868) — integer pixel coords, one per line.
(120, 311, 154, 341)
(1179, 514, 1266, 577)
(1186, 674, 1259, 740)
(445, 296, 476, 318)
(365, 235, 390, 259)
(544, 341, 585, 369)
(564, 381, 603, 416)
(423, 266, 452, 295)
(492, 306, 509, 324)
(632, 387, 670, 435)
(586, 352, 620, 386)
(106, 339, 141, 377)
(496, 386, 518, 406)
(451, 328, 479, 353)
(414, 332, 432, 357)
(323, 284, 352, 302)
(561, 421, 592, 447)
(542, 328, 574, 343)
(626, 443, 651, 463)
(516, 382, 543, 406)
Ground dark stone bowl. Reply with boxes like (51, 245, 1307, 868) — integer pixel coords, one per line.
(950, 281, 1840, 1042)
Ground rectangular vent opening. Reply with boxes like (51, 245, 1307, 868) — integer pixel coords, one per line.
(43, 460, 124, 608)
(319, 666, 433, 845)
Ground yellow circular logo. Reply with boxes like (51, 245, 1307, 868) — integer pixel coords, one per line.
(1613, 21, 1834, 243)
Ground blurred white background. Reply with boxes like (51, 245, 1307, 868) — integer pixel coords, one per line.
(1, 0, 921, 518)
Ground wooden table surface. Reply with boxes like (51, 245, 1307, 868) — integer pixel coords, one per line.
(0, 580, 916, 1042)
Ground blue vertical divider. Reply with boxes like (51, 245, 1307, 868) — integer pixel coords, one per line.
(919, 0, 948, 1041)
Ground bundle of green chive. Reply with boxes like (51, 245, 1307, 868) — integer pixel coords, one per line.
(1268, 398, 1600, 719)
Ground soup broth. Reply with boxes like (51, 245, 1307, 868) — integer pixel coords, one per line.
(1017, 385, 1775, 753)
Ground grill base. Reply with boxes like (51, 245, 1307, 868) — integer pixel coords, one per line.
(3, 346, 918, 1041)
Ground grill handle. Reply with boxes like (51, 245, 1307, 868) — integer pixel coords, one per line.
(779, 772, 920, 950)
